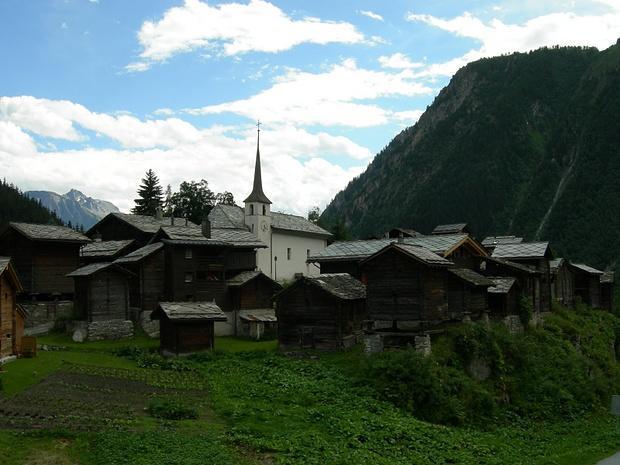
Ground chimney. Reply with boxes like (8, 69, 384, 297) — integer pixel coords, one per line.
(170, 216, 175, 226)
(185, 217, 188, 226)
(397, 233, 404, 244)
(155, 206, 163, 221)
(202, 218, 211, 238)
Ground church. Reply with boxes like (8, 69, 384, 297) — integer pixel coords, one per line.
(208, 128, 331, 281)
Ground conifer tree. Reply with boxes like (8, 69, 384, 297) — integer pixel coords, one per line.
(132, 169, 164, 216)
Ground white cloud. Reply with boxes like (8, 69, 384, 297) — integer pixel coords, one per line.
(378, 53, 424, 69)
(0, 96, 370, 214)
(407, 5, 620, 77)
(359, 10, 383, 21)
(188, 59, 432, 127)
(127, 0, 365, 71)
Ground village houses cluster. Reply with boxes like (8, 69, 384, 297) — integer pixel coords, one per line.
(0, 136, 615, 358)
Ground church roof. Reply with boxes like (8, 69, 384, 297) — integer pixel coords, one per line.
(244, 130, 272, 204)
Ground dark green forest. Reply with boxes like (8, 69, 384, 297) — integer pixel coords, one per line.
(322, 42, 620, 273)
(0, 179, 63, 229)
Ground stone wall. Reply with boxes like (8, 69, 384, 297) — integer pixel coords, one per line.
(363, 333, 384, 353)
(414, 334, 432, 356)
(87, 320, 134, 341)
(22, 301, 74, 336)
(503, 315, 524, 334)
(139, 311, 160, 338)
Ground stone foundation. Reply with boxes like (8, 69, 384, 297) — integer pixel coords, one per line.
(363, 333, 384, 353)
(139, 311, 160, 338)
(414, 334, 432, 356)
(503, 315, 524, 334)
(66, 319, 134, 342)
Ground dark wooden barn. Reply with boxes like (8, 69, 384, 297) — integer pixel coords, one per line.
(479, 256, 541, 313)
(151, 301, 227, 355)
(0, 223, 90, 299)
(486, 277, 520, 317)
(550, 258, 575, 307)
(275, 273, 366, 351)
(0, 257, 27, 360)
(80, 239, 135, 264)
(360, 243, 453, 328)
(569, 263, 603, 308)
(86, 212, 196, 246)
(114, 242, 165, 315)
(491, 242, 553, 313)
(446, 268, 493, 320)
(601, 271, 615, 312)
(67, 263, 133, 321)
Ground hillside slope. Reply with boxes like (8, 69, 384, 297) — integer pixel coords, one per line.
(0, 180, 63, 228)
(322, 43, 620, 270)
(26, 189, 119, 229)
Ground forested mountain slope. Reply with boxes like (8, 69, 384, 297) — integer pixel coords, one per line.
(322, 42, 620, 270)
(0, 180, 63, 228)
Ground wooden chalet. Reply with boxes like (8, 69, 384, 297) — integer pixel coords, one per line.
(360, 243, 454, 329)
(446, 268, 493, 320)
(487, 277, 520, 317)
(550, 258, 575, 307)
(114, 242, 165, 315)
(151, 301, 227, 355)
(67, 263, 133, 321)
(601, 271, 615, 312)
(80, 239, 135, 264)
(309, 233, 488, 279)
(226, 270, 282, 338)
(491, 242, 553, 313)
(569, 263, 603, 308)
(86, 212, 196, 246)
(275, 273, 366, 351)
(0, 257, 27, 360)
(0, 223, 90, 299)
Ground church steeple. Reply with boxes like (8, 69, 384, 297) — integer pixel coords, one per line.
(244, 122, 272, 204)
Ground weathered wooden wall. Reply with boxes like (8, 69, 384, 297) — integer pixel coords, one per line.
(160, 320, 214, 353)
(74, 271, 129, 321)
(0, 273, 15, 358)
(140, 250, 165, 312)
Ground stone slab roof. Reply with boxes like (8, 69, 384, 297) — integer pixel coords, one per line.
(239, 308, 277, 322)
(492, 242, 550, 260)
(432, 223, 468, 235)
(154, 301, 227, 321)
(81, 239, 134, 258)
(0, 257, 9, 275)
(67, 262, 114, 277)
(484, 256, 540, 275)
(487, 276, 517, 294)
(208, 204, 331, 237)
(549, 258, 565, 272)
(94, 213, 196, 235)
(570, 263, 604, 275)
(0, 256, 23, 291)
(211, 228, 266, 248)
(9, 222, 90, 243)
(115, 242, 164, 264)
(601, 271, 615, 284)
(449, 268, 493, 287)
(309, 234, 468, 263)
(391, 243, 453, 266)
(308, 273, 366, 300)
(482, 236, 524, 247)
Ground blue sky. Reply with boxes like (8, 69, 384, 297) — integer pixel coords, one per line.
(1, 0, 619, 214)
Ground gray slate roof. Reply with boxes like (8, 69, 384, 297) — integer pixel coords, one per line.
(210, 228, 266, 248)
(601, 271, 615, 284)
(96, 213, 196, 235)
(549, 258, 565, 272)
(482, 236, 524, 247)
(309, 234, 468, 262)
(67, 262, 114, 277)
(239, 308, 277, 322)
(155, 301, 227, 321)
(389, 227, 423, 238)
(308, 273, 366, 300)
(449, 268, 493, 287)
(570, 263, 603, 275)
(432, 223, 468, 235)
(492, 242, 550, 260)
(487, 277, 517, 294)
(81, 240, 134, 258)
(484, 256, 540, 274)
(115, 242, 164, 264)
(0, 257, 10, 275)
(9, 222, 90, 243)
(390, 243, 453, 266)
(208, 204, 331, 237)
(227, 270, 268, 287)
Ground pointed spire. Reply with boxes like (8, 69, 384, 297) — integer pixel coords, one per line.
(244, 121, 272, 204)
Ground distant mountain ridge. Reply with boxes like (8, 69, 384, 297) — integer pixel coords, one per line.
(321, 43, 620, 273)
(26, 189, 120, 229)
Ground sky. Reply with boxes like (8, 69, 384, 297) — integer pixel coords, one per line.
(1, 0, 619, 215)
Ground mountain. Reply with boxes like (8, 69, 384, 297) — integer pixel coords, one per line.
(321, 42, 620, 272)
(0, 180, 63, 228)
(25, 189, 120, 229)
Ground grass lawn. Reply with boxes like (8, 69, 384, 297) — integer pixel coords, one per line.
(0, 333, 618, 465)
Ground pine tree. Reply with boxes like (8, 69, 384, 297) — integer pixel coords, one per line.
(131, 169, 164, 216)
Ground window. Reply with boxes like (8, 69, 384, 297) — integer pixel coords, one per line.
(306, 249, 310, 258)
(185, 249, 193, 259)
(262, 205, 266, 215)
(184, 272, 193, 283)
(287, 248, 292, 260)
(251, 224, 254, 233)
(250, 204, 254, 215)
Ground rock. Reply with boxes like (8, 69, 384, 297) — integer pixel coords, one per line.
(72, 329, 86, 343)
(139, 311, 160, 338)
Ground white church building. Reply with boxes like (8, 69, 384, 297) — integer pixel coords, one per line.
(209, 130, 331, 281)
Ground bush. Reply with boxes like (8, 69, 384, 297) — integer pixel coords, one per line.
(147, 398, 198, 420)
